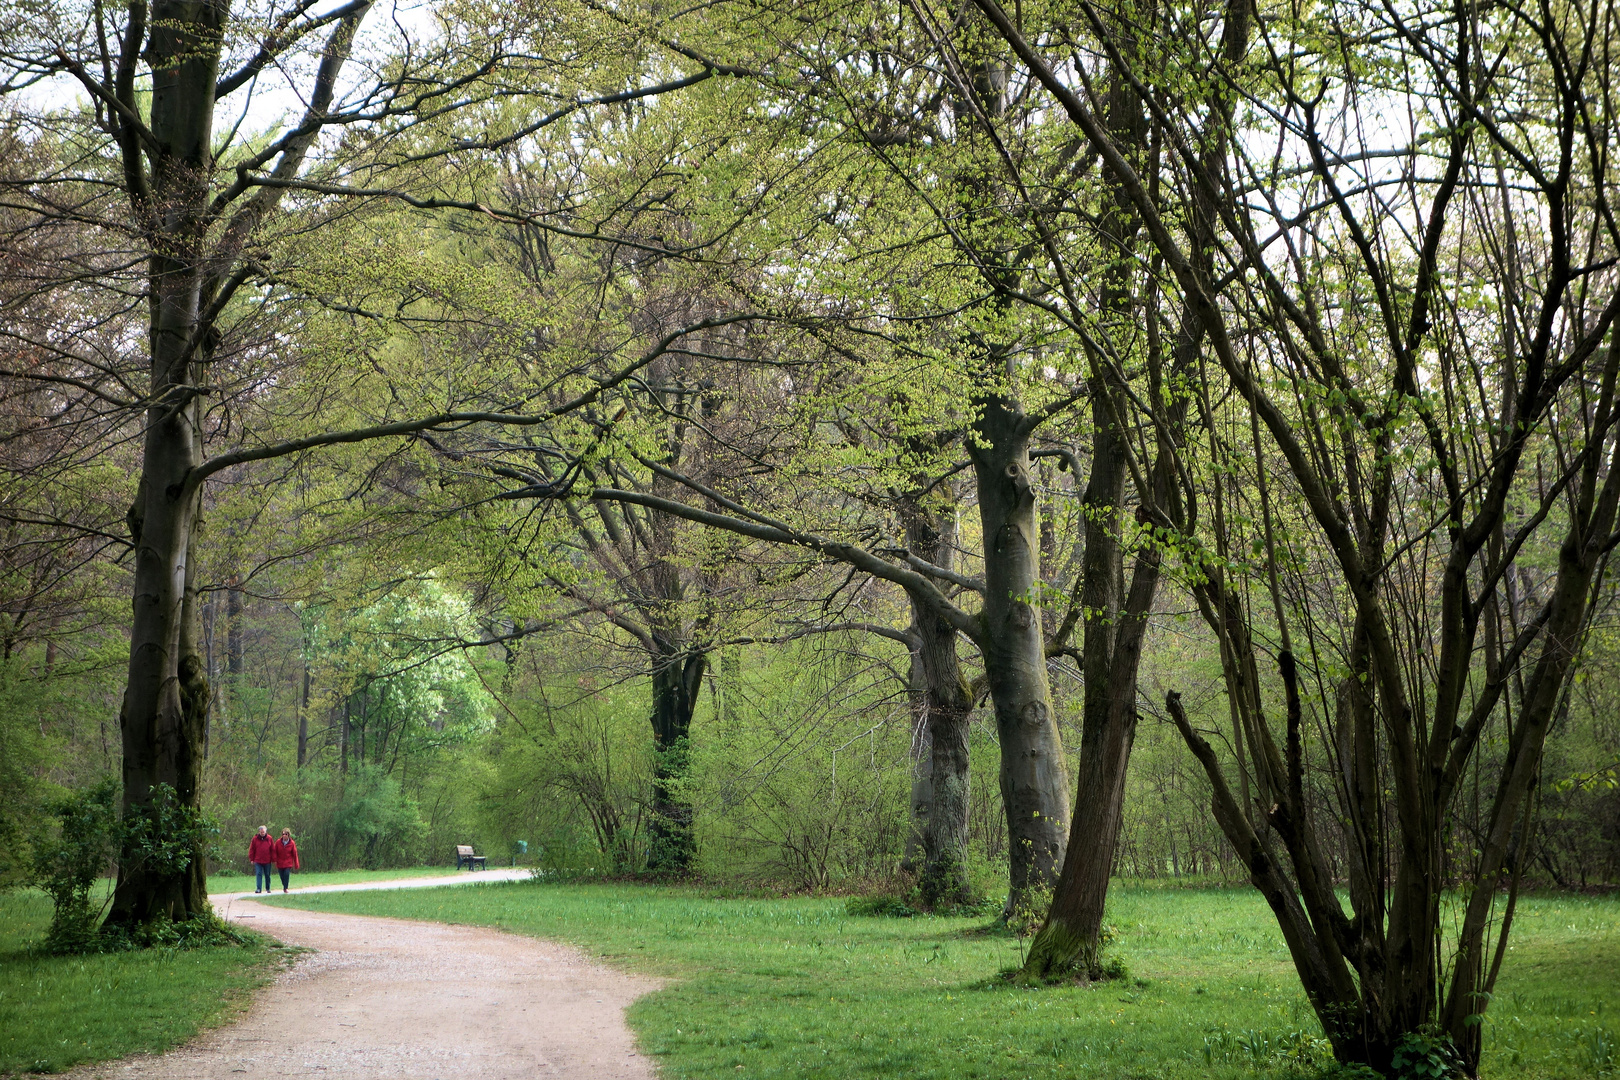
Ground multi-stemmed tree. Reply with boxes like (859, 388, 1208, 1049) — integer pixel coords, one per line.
(966, 0, 1620, 1067)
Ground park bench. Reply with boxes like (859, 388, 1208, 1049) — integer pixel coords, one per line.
(455, 844, 487, 871)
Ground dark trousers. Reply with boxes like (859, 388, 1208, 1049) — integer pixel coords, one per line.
(278, 867, 291, 890)
(254, 863, 274, 891)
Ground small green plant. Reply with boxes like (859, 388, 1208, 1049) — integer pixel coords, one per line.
(1317, 1065, 1383, 1080)
(1202, 1024, 1334, 1068)
(1006, 882, 1053, 941)
(1390, 1030, 1463, 1079)
(105, 912, 248, 951)
(1576, 1026, 1616, 1075)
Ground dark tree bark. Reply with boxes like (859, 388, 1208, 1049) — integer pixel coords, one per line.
(1019, 0, 1236, 975)
(103, 0, 229, 927)
(70, 0, 374, 928)
(647, 638, 705, 873)
(226, 576, 244, 678)
(900, 639, 932, 877)
(297, 663, 310, 769)
(902, 497, 975, 906)
(339, 697, 351, 778)
(1022, 416, 1161, 975)
(545, 389, 720, 876)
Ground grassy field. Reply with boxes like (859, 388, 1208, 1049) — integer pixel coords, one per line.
(0, 890, 284, 1076)
(265, 882, 1620, 1080)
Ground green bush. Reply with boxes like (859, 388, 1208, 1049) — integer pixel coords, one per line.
(305, 766, 428, 869)
(31, 778, 119, 953)
(122, 783, 221, 882)
(845, 893, 919, 917)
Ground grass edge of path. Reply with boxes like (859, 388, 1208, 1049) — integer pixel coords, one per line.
(0, 891, 295, 1078)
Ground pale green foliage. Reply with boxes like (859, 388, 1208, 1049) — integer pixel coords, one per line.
(688, 640, 915, 889)
(481, 666, 654, 873)
(306, 576, 495, 754)
(0, 663, 60, 889)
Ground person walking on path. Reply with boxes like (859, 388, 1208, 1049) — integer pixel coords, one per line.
(274, 828, 301, 893)
(249, 826, 276, 894)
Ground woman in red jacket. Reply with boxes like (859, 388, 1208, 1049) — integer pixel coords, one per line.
(248, 826, 276, 894)
(273, 828, 301, 893)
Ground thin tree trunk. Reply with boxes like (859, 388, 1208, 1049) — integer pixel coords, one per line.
(226, 575, 243, 674)
(900, 635, 932, 878)
(901, 495, 977, 905)
(297, 663, 309, 768)
(914, 604, 973, 905)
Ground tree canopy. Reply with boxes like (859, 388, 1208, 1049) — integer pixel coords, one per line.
(7, 0, 1620, 1071)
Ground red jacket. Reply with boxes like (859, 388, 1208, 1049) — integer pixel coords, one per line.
(274, 837, 300, 870)
(248, 834, 276, 864)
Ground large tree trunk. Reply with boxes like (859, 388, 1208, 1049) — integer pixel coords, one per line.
(904, 500, 975, 906)
(647, 641, 705, 874)
(970, 395, 1071, 914)
(104, 0, 225, 929)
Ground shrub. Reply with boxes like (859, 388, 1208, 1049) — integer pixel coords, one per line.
(845, 893, 919, 918)
(31, 778, 119, 953)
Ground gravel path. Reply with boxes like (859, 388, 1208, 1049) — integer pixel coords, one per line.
(64, 877, 663, 1080)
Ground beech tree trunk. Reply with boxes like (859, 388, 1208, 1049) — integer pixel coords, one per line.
(970, 394, 1071, 914)
(105, 0, 224, 928)
(59, 0, 370, 924)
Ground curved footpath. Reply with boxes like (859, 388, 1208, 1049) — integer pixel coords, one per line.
(63, 873, 662, 1080)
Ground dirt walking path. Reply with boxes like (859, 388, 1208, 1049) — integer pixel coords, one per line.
(66, 878, 663, 1080)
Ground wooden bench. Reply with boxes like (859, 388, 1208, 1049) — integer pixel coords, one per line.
(455, 844, 486, 871)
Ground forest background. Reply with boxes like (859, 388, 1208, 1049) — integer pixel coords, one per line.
(6, 0, 1620, 1069)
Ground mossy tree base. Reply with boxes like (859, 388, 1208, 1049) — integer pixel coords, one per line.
(1018, 918, 1107, 984)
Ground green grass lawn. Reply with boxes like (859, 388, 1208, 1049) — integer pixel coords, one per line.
(0, 890, 284, 1076)
(264, 882, 1620, 1080)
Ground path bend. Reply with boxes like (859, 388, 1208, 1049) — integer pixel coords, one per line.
(66, 879, 662, 1080)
